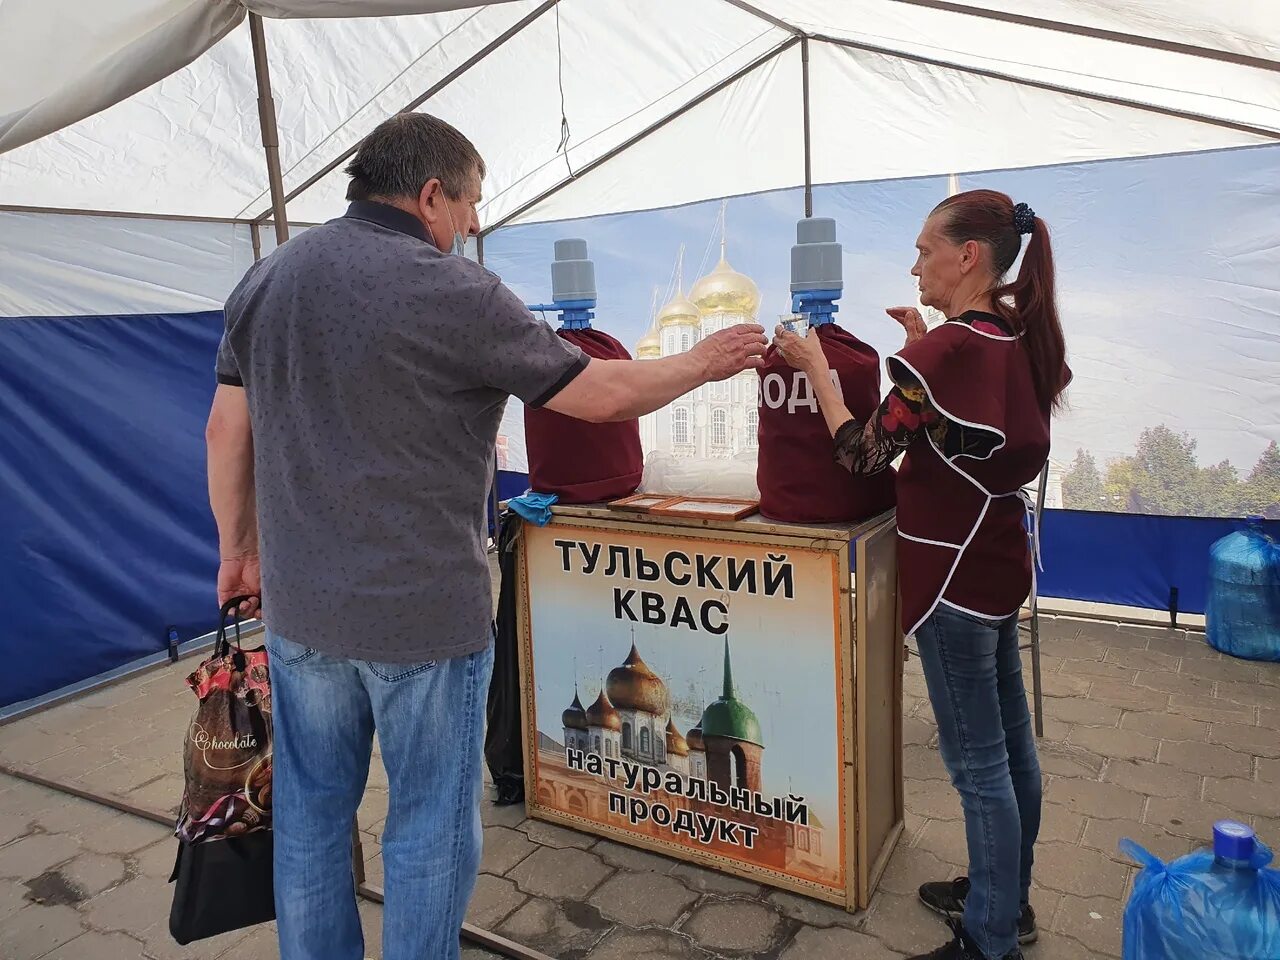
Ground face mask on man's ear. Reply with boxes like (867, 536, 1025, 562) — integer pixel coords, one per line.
(443, 203, 466, 257)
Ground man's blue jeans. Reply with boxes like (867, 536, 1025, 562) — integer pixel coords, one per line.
(915, 605, 1042, 959)
(266, 630, 495, 960)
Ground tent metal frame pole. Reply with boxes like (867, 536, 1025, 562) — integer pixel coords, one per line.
(0, 763, 174, 825)
(482, 35, 800, 235)
(0, 204, 243, 224)
(0, 204, 320, 227)
(801, 36, 814, 218)
(249, 13, 290, 245)
(719, 0, 803, 36)
(885, 0, 1280, 72)
(250, 221, 263, 261)
(253, 0, 560, 222)
(478, 232, 503, 559)
(815, 33, 1280, 142)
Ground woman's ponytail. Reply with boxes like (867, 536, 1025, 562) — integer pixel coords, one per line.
(933, 190, 1070, 412)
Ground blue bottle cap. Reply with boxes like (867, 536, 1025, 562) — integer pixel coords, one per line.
(1213, 820, 1255, 861)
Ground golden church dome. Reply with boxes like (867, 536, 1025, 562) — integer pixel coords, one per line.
(690, 257, 760, 317)
(585, 689, 622, 732)
(606, 643, 671, 716)
(657, 291, 700, 328)
(665, 718, 689, 757)
(635, 329, 661, 359)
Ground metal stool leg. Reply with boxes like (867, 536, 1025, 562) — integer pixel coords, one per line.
(1026, 459, 1049, 738)
(1030, 601, 1044, 738)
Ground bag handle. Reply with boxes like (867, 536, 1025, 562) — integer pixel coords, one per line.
(1119, 838, 1164, 871)
(216, 597, 270, 756)
(216, 596, 257, 663)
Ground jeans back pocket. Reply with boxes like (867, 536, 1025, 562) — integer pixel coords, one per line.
(364, 660, 437, 683)
(268, 632, 317, 666)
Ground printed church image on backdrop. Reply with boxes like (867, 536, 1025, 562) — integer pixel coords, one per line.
(635, 203, 764, 462)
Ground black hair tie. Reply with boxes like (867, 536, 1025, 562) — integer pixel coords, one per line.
(1012, 202, 1036, 235)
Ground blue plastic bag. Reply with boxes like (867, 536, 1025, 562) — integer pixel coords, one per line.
(1121, 822, 1280, 959)
(1205, 516, 1280, 662)
(508, 491, 558, 527)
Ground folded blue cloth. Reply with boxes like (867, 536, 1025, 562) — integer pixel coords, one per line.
(508, 491, 558, 526)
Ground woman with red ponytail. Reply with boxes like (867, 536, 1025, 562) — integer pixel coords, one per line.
(777, 189, 1070, 960)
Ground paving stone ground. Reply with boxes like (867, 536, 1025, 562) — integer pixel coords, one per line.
(2, 614, 1277, 959)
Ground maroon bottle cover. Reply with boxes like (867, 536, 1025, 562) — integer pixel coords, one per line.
(524, 327, 643, 504)
(756, 322, 896, 523)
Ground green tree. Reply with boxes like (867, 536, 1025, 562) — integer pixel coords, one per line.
(1096, 425, 1251, 517)
(1242, 440, 1280, 519)
(1197, 460, 1244, 518)
(1062, 448, 1105, 510)
(1103, 457, 1139, 512)
(1128, 426, 1202, 515)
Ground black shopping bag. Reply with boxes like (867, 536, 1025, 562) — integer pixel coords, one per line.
(169, 830, 274, 944)
(169, 596, 275, 944)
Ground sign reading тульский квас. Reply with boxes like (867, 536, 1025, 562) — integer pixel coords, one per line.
(518, 513, 855, 901)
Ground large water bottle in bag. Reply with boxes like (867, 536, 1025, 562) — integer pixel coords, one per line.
(523, 239, 643, 503)
(756, 217, 895, 523)
(1121, 821, 1280, 959)
(1205, 516, 1280, 662)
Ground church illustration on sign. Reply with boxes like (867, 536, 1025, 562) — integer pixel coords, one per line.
(561, 636, 764, 795)
(635, 202, 762, 461)
(542, 630, 832, 883)
(555, 634, 827, 872)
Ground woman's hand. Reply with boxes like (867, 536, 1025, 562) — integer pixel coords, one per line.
(773, 324, 829, 377)
(887, 307, 927, 346)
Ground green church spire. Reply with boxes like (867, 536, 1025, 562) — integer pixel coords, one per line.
(722, 637, 735, 700)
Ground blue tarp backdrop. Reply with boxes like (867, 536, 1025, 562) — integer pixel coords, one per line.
(0, 315, 1264, 708)
(0, 312, 224, 707)
(1038, 510, 1278, 621)
(0, 308, 538, 707)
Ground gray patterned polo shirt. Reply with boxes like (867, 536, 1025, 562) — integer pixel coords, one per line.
(216, 201, 585, 662)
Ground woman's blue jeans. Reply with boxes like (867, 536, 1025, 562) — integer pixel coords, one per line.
(915, 604, 1042, 959)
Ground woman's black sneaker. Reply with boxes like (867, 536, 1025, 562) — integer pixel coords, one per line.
(918, 877, 1038, 944)
(907, 919, 1024, 960)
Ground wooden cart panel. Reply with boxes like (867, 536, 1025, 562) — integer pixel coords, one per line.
(515, 507, 902, 911)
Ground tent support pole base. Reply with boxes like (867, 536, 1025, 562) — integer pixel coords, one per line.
(0, 763, 550, 960)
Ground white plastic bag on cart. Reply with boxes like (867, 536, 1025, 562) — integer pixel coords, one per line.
(639, 451, 760, 500)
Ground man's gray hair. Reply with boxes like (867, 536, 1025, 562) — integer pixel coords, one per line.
(345, 113, 485, 203)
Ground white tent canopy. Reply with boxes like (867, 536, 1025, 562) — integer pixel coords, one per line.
(2, 0, 1277, 231)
